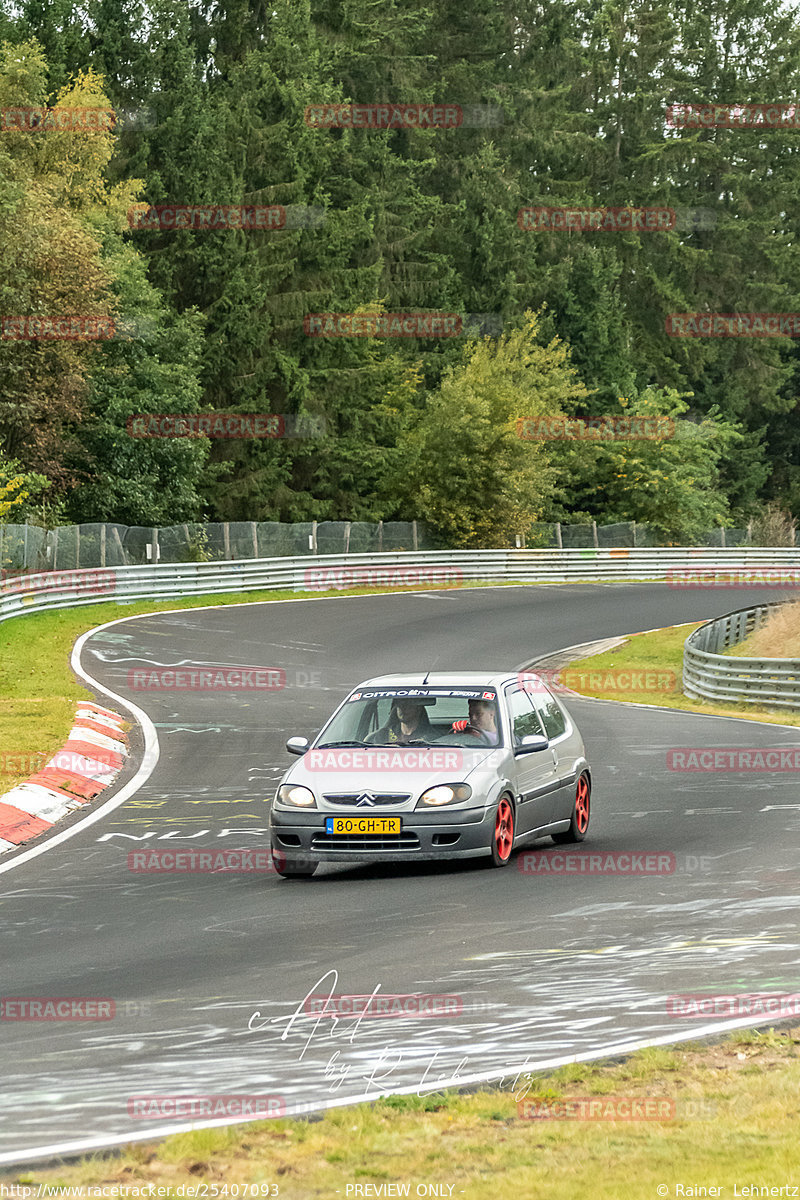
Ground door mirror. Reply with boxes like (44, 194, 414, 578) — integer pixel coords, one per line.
(286, 736, 310, 756)
(514, 734, 550, 755)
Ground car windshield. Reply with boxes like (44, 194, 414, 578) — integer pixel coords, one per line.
(317, 686, 504, 748)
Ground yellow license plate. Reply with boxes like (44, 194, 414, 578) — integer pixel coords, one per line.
(325, 817, 402, 835)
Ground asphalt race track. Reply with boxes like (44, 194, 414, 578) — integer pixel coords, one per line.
(2, 582, 800, 1166)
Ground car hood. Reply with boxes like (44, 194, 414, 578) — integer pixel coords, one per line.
(283, 744, 499, 793)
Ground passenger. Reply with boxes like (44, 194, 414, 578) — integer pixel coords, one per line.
(451, 698, 500, 745)
(366, 699, 433, 745)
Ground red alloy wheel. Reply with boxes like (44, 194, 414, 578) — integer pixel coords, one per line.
(553, 773, 591, 844)
(492, 797, 515, 866)
(575, 775, 590, 834)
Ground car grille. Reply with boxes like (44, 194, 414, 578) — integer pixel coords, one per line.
(311, 833, 421, 852)
(322, 792, 411, 807)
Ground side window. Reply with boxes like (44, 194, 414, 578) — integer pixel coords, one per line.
(538, 692, 567, 740)
(504, 687, 545, 745)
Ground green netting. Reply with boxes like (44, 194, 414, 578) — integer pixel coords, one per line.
(0, 519, 775, 572)
(347, 522, 382, 553)
(257, 522, 316, 557)
(381, 522, 417, 551)
(559, 523, 597, 548)
(596, 521, 635, 548)
(0, 524, 48, 573)
(315, 521, 349, 554)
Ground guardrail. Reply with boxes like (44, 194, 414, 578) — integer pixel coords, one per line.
(683, 601, 800, 710)
(3, 547, 800, 626)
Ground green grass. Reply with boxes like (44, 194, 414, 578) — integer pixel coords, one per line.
(5, 1030, 800, 1198)
(563, 620, 800, 726)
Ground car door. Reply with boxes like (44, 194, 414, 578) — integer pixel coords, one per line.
(532, 688, 575, 822)
(503, 684, 559, 835)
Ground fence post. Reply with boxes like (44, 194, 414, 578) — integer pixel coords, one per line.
(52, 528, 58, 570)
(76, 526, 81, 568)
(591, 520, 599, 548)
(251, 521, 258, 559)
(23, 521, 29, 569)
(310, 521, 318, 553)
(100, 525, 106, 567)
(378, 520, 383, 553)
(223, 522, 231, 559)
(412, 521, 419, 551)
(112, 526, 126, 565)
(149, 528, 159, 565)
(720, 526, 726, 548)
(555, 522, 563, 549)
(343, 522, 351, 554)
(631, 521, 637, 548)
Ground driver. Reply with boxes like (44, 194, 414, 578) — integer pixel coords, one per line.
(366, 699, 433, 745)
(451, 698, 500, 745)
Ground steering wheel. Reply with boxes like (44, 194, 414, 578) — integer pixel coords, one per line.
(451, 720, 493, 746)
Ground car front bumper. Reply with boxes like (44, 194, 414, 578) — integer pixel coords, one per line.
(270, 803, 497, 862)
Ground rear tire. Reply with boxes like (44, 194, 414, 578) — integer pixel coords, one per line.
(552, 773, 590, 844)
(488, 795, 515, 867)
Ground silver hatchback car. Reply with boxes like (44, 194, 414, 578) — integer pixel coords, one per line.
(269, 672, 592, 877)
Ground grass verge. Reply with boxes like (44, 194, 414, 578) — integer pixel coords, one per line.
(4, 1029, 800, 1197)
(560, 619, 800, 726)
(726, 600, 800, 659)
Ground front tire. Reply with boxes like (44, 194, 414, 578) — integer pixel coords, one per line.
(552, 773, 590, 844)
(271, 846, 317, 878)
(488, 795, 515, 867)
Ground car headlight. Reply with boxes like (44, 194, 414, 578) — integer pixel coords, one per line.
(417, 783, 472, 808)
(276, 784, 317, 808)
